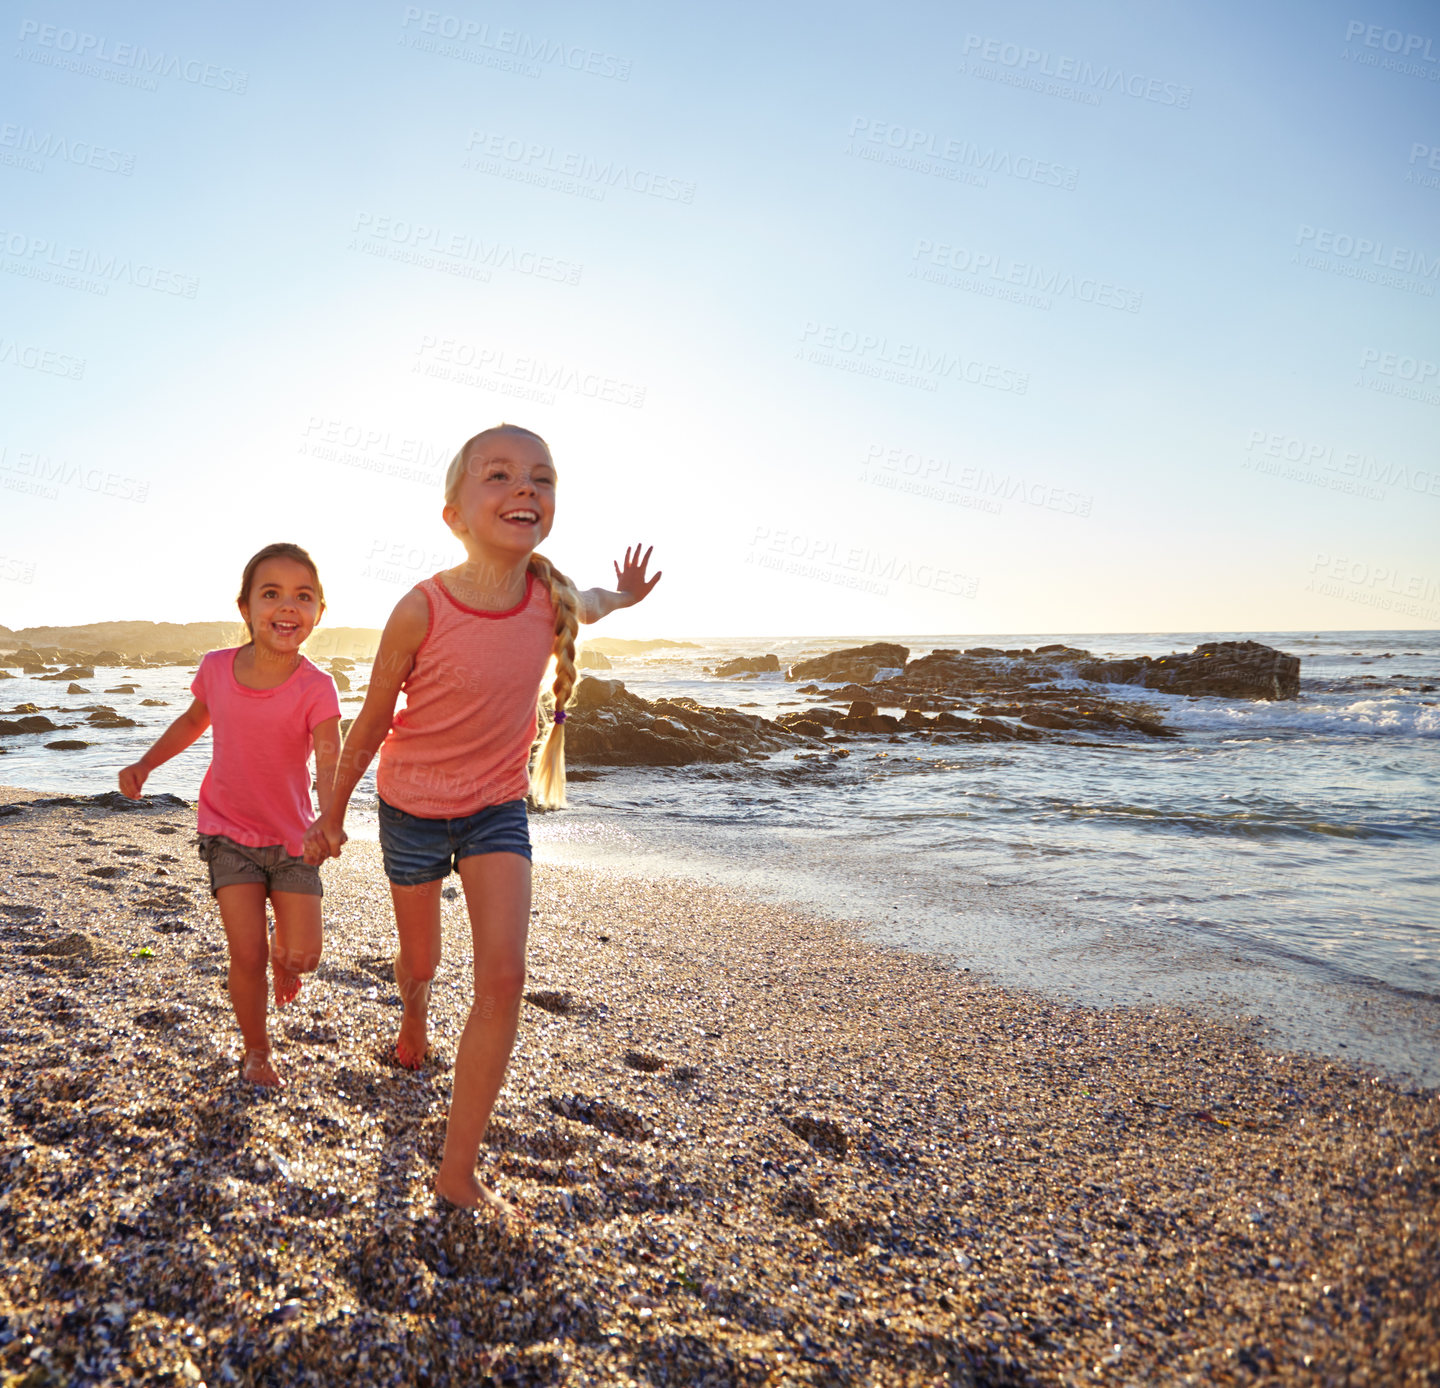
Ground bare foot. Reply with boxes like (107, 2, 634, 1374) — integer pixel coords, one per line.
(273, 961, 302, 1008)
(394, 1021, 427, 1069)
(393, 954, 429, 1069)
(435, 1167, 526, 1220)
(242, 1048, 283, 1088)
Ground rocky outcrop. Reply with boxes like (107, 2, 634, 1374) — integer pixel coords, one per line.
(4, 622, 382, 660)
(564, 677, 815, 766)
(577, 650, 613, 670)
(878, 641, 1299, 703)
(85, 707, 138, 730)
(785, 644, 910, 684)
(0, 715, 59, 736)
(1075, 641, 1300, 701)
(711, 654, 779, 677)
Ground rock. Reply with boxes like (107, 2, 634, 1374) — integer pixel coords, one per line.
(837, 713, 902, 733)
(571, 677, 625, 710)
(86, 708, 138, 729)
(712, 654, 780, 677)
(329, 657, 355, 670)
(1077, 640, 1300, 701)
(786, 643, 910, 684)
(104, 685, 139, 694)
(332, 671, 351, 692)
(39, 666, 95, 681)
(564, 676, 811, 766)
(0, 715, 59, 736)
(46, 740, 92, 750)
(787, 720, 829, 738)
(1021, 710, 1083, 730)
(67, 683, 90, 694)
(576, 650, 613, 670)
(847, 700, 878, 719)
(140, 698, 169, 706)
(93, 649, 122, 664)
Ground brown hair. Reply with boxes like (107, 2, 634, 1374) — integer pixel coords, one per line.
(236, 542, 325, 642)
(443, 426, 577, 809)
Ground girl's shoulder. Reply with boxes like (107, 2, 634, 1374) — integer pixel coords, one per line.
(192, 647, 236, 682)
(296, 654, 340, 686)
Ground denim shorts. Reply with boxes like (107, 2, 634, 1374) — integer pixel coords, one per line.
(197, 834, 323, 898)
(377, 796, 531, 885)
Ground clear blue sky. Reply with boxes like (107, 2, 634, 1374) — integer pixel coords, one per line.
(2, 0, 1437, 636)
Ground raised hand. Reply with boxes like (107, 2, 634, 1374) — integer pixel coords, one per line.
(612, 544, 662, 606)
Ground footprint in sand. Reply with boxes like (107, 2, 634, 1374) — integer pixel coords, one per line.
(523, 989, 576, 1015)
(545, 1093, 653, 1142)
(134, 1003, 190, 1030)
(780, 1113, 849, 1158)
(483, 1119, 585, 1161)
(19, 931, 116, 976)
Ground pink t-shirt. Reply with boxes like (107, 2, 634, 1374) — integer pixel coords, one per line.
(377, 573, 556, 818)
(191, 649, 341, 854)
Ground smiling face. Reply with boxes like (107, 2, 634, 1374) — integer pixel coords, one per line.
(239, 556, 323, 656)
(443, 431, 557, 564)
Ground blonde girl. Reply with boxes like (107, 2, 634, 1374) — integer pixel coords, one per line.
(120, 543, 343, 1088)
(307, 424, 659, 1212)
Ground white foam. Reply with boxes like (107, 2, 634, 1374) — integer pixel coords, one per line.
(1054, 678, 1440, 739)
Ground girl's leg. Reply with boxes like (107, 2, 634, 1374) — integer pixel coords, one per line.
(436, 851, 530, 1213)
(270, 891, 324, 1008)
(215, 883, 280, 1087)
(391, 878, 443, 1068)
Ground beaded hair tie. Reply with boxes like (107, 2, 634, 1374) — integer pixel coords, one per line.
(553, 709, 567, 723)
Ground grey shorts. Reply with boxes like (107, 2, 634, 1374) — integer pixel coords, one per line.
(197, 834, 323, 898)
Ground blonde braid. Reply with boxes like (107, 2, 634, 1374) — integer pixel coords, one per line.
(527, 551, 580, 809)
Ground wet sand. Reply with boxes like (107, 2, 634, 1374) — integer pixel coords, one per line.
(0, 785, 1435, 1386)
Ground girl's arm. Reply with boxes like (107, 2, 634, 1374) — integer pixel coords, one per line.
(118, 698, 210, 799)
(304, 714, 345, 864)
(578, 543, 662, 624)
(304, 590, 428, 856)
(311, 715, 343, 818)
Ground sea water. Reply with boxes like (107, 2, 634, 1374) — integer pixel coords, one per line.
(4, 629, 1437, 1087)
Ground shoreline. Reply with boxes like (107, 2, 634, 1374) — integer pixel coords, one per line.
(528, 813, 1440, 1098)
(0, 786, 1436, 1384)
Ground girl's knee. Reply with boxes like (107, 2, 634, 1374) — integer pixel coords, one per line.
(229, 946, 269, 978)
(474, 964, 526, 1016)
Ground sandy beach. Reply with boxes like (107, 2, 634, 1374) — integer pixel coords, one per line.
(0, 784, 1435, 1386)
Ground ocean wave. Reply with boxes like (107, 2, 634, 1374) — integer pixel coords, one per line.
(1042, 676, 1440, 739)
(1044, 798, 1434, 842)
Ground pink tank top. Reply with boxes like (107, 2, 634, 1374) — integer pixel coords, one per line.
(376, 573, 556, 818)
